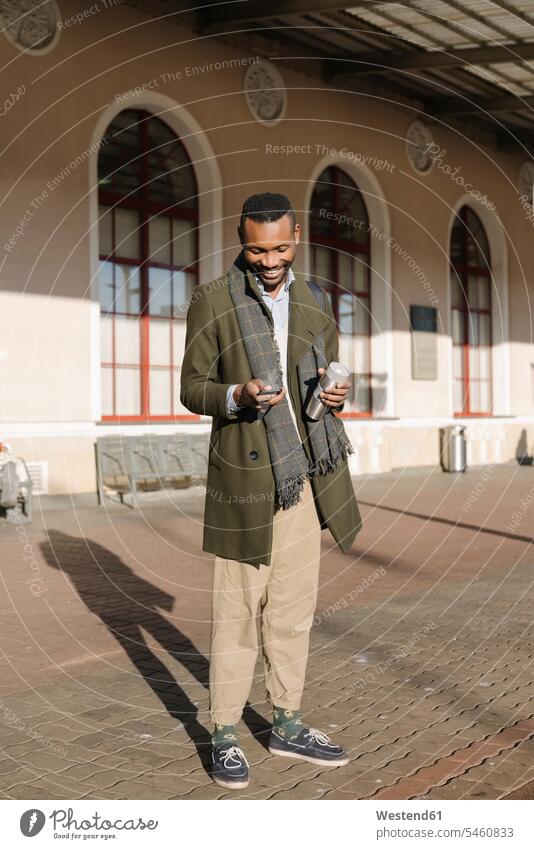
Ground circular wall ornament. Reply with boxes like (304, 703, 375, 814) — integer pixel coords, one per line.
(518, 160, 534, 208)
(0, 0, 60, 54)
(244, 59, 286, 126)
(406, 120, 435, 174)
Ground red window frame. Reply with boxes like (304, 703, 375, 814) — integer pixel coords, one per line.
(98, 108, 199, 422)
(309, 165, 372, 418)
(450, 206, 493, 417)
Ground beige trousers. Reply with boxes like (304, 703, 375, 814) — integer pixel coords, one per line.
(209, 477, 322, 727)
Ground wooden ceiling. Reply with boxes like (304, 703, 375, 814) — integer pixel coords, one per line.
(125, 1, 534, 153)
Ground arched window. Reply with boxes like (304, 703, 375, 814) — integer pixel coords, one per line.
(309, 166, 371, 415)
(450, 206, 492, 415)
(98, 108, 198, 420)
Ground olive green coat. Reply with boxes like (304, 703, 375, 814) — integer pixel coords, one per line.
(179, 256, 363, 567)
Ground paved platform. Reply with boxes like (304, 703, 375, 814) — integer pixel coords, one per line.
(0, 461, 533, 800)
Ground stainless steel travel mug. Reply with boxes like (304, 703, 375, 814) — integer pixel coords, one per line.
(305, 361, 350, 421)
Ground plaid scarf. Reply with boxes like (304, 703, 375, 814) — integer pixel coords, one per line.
(227, 261, 354, 510)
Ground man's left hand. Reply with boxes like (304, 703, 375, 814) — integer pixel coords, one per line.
(317, 367, 351, 408)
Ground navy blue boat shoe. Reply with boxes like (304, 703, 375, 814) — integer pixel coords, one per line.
(211, 743, 250, 789)
(268, 726, 349, 766)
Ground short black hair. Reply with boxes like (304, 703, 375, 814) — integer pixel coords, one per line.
(239, 192, 296, 237)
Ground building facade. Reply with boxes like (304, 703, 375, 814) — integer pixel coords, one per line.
(1, 1, 533, 494)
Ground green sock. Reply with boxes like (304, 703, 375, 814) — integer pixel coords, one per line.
(212, 723, 238, 747)
(273, 706, 304, 740)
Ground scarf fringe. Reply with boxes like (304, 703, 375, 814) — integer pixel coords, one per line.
(308, 439, 354, 478)
(277, 471, 309, 510)
(278, 439, 355, 508)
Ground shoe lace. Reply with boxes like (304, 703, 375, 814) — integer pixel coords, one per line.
(222, 745, 249, 768)
(304, 727, 331, 745)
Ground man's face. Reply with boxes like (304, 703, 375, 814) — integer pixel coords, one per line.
(240, 213, 300, 288)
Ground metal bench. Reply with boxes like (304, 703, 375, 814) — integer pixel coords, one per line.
(95, 433, 208, 506)
(159, 434, 194, 485)
(95, 436, 133, 505)
(127, 434, 166, 499)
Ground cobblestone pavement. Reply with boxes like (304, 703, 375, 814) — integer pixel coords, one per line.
(0, 461, 533, 800)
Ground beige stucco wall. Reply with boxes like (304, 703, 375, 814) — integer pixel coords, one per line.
(0, 1, 533, 493)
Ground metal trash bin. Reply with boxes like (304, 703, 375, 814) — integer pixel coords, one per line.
(439, 425, 466, 472)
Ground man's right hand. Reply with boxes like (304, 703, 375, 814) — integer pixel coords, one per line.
(233, 379, 286, 412)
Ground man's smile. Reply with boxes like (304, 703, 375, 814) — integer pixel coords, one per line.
(255, 266, 288, 282)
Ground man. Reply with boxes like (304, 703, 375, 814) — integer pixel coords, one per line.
(180, 193, 363, 790)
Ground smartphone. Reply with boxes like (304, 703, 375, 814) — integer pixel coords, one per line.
(257, 387, 283, 396)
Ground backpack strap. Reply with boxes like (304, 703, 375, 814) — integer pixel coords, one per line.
(307, 279, 327, 312)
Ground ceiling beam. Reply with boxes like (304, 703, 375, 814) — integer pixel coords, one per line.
(324, 41, 534, 77)
(496, 125, 534, 153)
(196, 0, 372, 26)
(427, 93, 534, 117)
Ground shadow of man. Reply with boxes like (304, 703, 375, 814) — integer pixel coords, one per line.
(40, 530, 270, 772)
